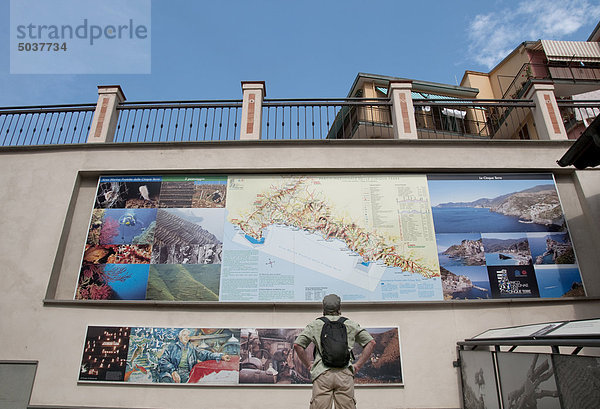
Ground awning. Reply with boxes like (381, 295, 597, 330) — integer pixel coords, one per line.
(411, 92, 459, 100)
(541, 40, 600, 63)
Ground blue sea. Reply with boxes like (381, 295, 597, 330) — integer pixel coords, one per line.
(438, 253, 477, 267)
(528, 234, 569, 264)
(432, 207, 552, 233)
(103, 208, 157, 245)
(451, 280, 491, 299)
(484, 253, 525, 266)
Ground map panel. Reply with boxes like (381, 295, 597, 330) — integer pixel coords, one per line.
(221, 175, 441, 301)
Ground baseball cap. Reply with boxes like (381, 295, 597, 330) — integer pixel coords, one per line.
(322, 294, 341, 314)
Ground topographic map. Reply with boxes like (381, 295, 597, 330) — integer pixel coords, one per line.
(220, 175, 442, 301)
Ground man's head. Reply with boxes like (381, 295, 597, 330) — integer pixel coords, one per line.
(178, 329, 191, 344)
(322, 294, 341, 315)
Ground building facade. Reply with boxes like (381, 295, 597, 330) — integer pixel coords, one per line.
(1, 36, 600, 409)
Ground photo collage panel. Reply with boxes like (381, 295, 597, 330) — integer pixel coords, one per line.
(76, 173, 584, 302)
(428, 174, 584, 300)
(76, 176, 227, 301)
(79, 326, 403, 386)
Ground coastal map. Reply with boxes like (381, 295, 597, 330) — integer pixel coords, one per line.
(221, 175, 441, 301)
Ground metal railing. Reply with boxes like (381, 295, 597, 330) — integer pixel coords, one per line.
(261, 98, 393, 140)
(0, 104, 95, 146)
(502, 62, 600, 100)
(114, 100, 243, 142)
(414, 99, 535, 140)
(557, 100, 600, 139)
(5, 97, 597, 146)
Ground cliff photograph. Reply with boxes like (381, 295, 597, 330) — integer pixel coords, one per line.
(441, 266, 490, 300)
(428, 174, 566, 233)
(482, 233, 533, 266)
(437, 233, 485, 267)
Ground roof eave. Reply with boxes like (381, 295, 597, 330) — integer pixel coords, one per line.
(349, 72, 479, 98)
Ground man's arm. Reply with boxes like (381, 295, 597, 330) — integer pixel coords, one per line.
(352, 339, 375, 373)
(293, 343, 312, 369)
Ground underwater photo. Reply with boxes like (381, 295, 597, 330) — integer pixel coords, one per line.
(75, 263, 150, 300)
(99, 208, 157, 245)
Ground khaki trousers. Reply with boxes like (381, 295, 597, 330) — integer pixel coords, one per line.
(310, 368, 356, 409)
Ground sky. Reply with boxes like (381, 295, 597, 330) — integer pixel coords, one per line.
(427, 178, 555, 206)
(1, 0, 599, 106)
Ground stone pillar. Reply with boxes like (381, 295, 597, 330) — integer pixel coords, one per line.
(240, 81, 266, 140)
(389, 80, 418, 139)
(524, 81, 567, 140)
(87, 85, 126, 143)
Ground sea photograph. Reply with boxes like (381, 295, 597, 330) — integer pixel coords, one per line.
(440, 265, 490, 299)
(100, 208, 157, 245)
(103, 264, 150, 300)
(427, 174, 565, 233)
(76, 263, 150, 300)
(534, 265, 584, 298)
(527, 232, 575, 265)
(436, 233, 484, 267)
(482, 233, 532, 266)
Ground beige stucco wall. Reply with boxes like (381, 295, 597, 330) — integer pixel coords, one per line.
(1, 140, 599, 409)
(461, 72, 493, 99)
(488, 47, 531, 98)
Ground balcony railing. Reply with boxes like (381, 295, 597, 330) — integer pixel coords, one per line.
(0, 104, 95, 146)
(415, 99, 535, 140)
(557, 100, 600, 139)
(502, 62, 600, 100)
(114, 100, 243, 142)
(1, 92, 596, 146)
(261, 98, 392, 140)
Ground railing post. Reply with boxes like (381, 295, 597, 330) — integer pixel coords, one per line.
(87, 85, 126, 143)
(389, 80, 418, 139)
(524, 81, 568, 140)
(240, 81, 266, 140)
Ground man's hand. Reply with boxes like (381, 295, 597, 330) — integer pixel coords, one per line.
(293, 343, 312, 369)
(172, 371, 181, 383)
(221, 354, 231, 362)
(352, 339, 376, 374)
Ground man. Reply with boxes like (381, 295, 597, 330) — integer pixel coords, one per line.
(158, 329, 230, 383)
(294, 294, 376, 409)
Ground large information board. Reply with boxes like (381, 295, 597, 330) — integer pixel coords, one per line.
(76, 173, 583, 302)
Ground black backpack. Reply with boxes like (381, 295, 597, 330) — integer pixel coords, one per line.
(317, 316, 351, 368)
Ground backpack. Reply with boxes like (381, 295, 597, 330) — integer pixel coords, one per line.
(317, 316, 351, 368)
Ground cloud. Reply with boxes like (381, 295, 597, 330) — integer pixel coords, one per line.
(466, 0, 600, 69)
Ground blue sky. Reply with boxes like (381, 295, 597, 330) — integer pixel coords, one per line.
(1, 0, 599, 106)
(427, 178, 555, 206)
